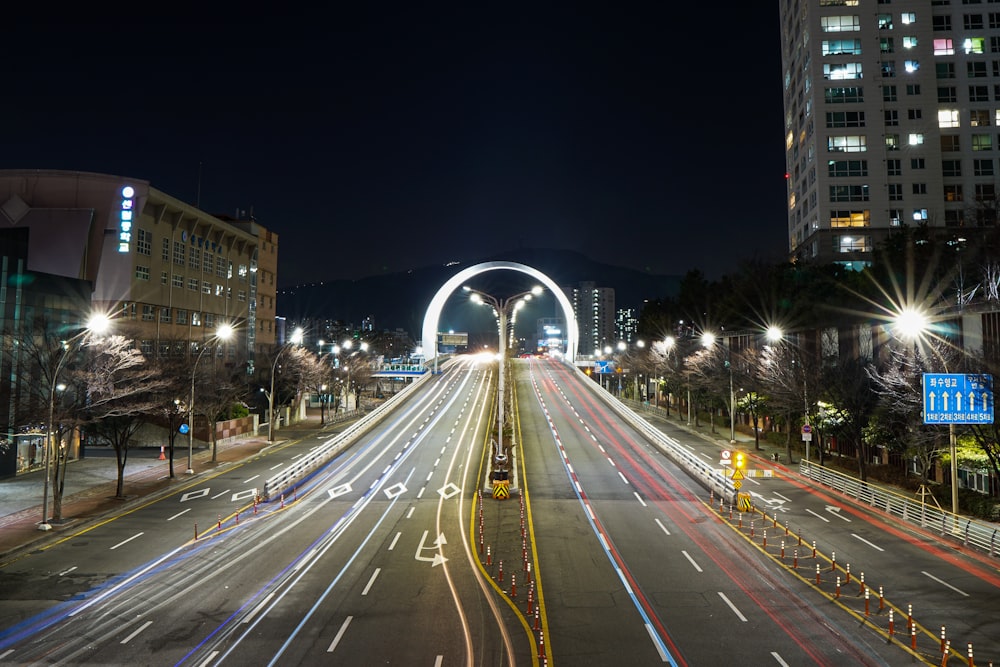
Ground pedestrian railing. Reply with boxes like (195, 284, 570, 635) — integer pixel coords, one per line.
(800, 460, 1000, 558)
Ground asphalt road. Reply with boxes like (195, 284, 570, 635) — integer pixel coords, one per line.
(2, 355, 996, 666)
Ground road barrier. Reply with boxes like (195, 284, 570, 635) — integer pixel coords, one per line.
(260, 369, 433, 501)
(799, 460, 999, 559)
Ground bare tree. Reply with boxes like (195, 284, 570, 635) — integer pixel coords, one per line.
(191, 353, 249, 462)
(76, 336, 170, 501)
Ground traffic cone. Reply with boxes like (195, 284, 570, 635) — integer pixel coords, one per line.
(158, 446, 166, 460)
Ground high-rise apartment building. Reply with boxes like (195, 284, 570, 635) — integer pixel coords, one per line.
(566, 281, 615, 357)
(780, 0, 995, 267)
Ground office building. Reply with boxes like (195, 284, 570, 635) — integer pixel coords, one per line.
(566, 281, 616, 357)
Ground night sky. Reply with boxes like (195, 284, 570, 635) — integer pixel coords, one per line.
(6, 6, 788, 288)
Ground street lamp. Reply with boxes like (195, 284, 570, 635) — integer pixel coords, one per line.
(701, 331, 736, 443)
(267, 327, 304, 443)
(40, 313, 111, 531)
(187, 323, 235, 473)
(891, 307, 960, 515)
(464, 284, 543, 458)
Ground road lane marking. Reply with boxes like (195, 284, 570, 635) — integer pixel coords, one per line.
(242, 593, 275, 624)
(618, 471, 629, 485)
(362, 568, 381, 595)
(110, 532, 144, 550)
(921, 571, 970, 597)
(435, 656, 443, 667)
(388, 532, 401, 550)
(327, 616, 353, 653)
(851, 533, 885, 551)
(681, 550, 703, 573)
(773, 492, 792, 502)
(59, 566, 77, 576)
(120, 620, 153, 644)
(655, 518, 671, 536)
(168, 508, 192, 521)
(805, 509, 830, 522)
(634, 491, 647, 507)
(826, 505, 851, 522)
(645, 623, 669, 662)
(718, 592, 747, 622)
(771, 652, 790, 666)
(243, 475, 259, 484)
(269, 463, 283, 470)
(406, 506, 415, 518)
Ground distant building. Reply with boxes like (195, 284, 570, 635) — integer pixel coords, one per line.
(566, 281, 615, 356)
(534, 317, 567, 355)
(616, 307, 639, 344)
(779, 1, 986, 268)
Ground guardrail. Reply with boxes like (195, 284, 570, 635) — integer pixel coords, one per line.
(800, 460, 1000, 558)
(260, 368, 435, 501)
(573, 368, 734, 501)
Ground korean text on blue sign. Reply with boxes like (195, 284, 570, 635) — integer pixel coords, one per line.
(922, 373, 994, 424)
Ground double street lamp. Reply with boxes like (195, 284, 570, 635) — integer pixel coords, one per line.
(187, 323, 235, 474)
(464, 285, 542, 455)
(40, 313, 111, 531)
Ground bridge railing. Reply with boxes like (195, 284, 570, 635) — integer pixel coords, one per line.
(573, 368, 734, 501)
(799, 460, 1000, 558)
(260, 366, 435, 501)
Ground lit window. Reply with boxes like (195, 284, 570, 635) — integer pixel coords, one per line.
(903, 36, 918, 49)
(823, 15, 861, 32)
(913, 209, 929, 221)
(971, 109, 991, 126)
(972, 133, 993, 150)
(934, 39, 955, 55)
(878, 14, 893, 30)
(939, 109, 960, 128)
(908, 133, 925, 145)
(828, 135, 868, 152)
(965, 37, 986, 54)
(905, 60, 920, 73)
(901, 13, 916, 25)
(824, 63, 863, 79)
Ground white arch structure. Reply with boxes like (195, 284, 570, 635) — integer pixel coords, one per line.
(422, 261, 578, 363)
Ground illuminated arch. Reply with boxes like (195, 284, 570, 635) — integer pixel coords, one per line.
(422, 261, 578, 363)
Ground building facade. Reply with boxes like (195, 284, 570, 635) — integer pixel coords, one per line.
(0, 169, 279, 476)
(780, 0, 998, 267)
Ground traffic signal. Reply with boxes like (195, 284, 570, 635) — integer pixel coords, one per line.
(734, 451, 746, 470)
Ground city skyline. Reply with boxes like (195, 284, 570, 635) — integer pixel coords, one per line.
(5, 6, 788, 288)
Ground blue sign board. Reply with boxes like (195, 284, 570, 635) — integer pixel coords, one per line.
(593, 360, 616, 374)
(922, 373, 994, 424)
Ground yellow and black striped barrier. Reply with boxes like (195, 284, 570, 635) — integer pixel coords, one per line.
(492, 479, 510, 500)
(737, 492, 753, 512)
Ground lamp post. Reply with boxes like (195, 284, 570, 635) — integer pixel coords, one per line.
(464, 285, 542, 457)
(701, 332, 736, 443)
(187, 323, 235, 473)
(40, 313, 111, 531)
(267, 327, 304, 443)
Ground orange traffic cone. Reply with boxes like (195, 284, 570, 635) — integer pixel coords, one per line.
(159, 446, 166, 460)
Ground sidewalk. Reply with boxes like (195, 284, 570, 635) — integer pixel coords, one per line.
(0, 414, 325, 560)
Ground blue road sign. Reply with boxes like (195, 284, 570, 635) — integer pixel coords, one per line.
(922, 373, 994, 424)
(594, 360, 616, 374)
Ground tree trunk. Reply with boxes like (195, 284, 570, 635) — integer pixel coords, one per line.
(115, 448, 127, 499)
(53, 448, 68, 522)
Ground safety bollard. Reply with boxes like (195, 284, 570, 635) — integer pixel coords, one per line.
(498, 560, 504, 583)
(526, 562, 532, 584)
(527, 582, 535, 614)
(785, 520, 790, 537)
(889, 609, 895, 637)
(879, 586, 884, 612)
(487, 545, 492, 566)
(511, 573, 517, 598)
(845, 563, 851, 584)
(912, 624, 917, 651)
(812, 540, 816, 558)
(479, 535, 483, 554)
(750, 519, 755, 538)
(254, 500, 258, 515)
(836, 576, 841, 599)
(538, 630, 546, 660)
(860, 571, 866, 595)
(534, 606, 540, 631)
(794, 549, 799, 569)
(763, 529, 767, 548)
(194, 523, 198, 540)
(816, 563, 821, 585)
(218, 514, 222, 531)
(280, 493, 285, 509)
(781, 540, 785, 560)
(772, 513, 778, 528)
(865, 587, 870, 616)
(908, 604, 913, 631)
(831, 551, 836, 572)
(942, 626, 947, 655)
(943, 640, 950, 667)
(967, 642, 973, 667)
(739, 513, 743, 529)
(235, 511, 239, 525)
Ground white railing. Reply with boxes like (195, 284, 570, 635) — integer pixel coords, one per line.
(800, 460, 1000, 558)
(260, 370, 434, 501)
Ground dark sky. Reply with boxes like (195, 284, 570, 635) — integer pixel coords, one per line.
(6, 6, 788, 288)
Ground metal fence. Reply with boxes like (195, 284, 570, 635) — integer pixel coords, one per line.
(800, 460, 1000, 558)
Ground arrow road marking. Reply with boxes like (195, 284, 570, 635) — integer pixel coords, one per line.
(415, 529, 448, 566)
(826, 505, 851, 522)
